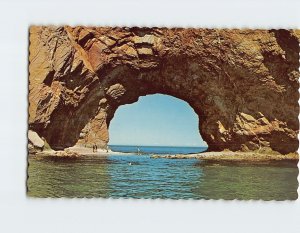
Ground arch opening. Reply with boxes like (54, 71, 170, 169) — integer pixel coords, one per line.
(108, 94, 208, 149)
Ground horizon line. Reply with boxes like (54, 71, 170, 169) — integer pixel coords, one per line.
(108, 144, 208, 148)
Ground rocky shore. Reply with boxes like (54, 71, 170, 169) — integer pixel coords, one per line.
(151, 150, 299, 162)
(29, 145, 299, 163)
(29, 146, 130, 158)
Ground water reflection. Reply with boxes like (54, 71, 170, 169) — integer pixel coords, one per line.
(193, 160, 298, 200)
(27, 155, 298, 200)
(106, 155, 202, 199)
(27, 155, 111, 198)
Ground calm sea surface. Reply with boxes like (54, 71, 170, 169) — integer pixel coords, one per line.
(27, 145, 298, 200)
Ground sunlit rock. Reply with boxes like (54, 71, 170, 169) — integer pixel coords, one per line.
(28, 26, 300, 154)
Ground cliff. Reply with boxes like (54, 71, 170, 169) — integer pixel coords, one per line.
(29, 26, 299, 154)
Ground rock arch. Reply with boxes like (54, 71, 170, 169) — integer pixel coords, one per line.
(29, 26, 299, 154)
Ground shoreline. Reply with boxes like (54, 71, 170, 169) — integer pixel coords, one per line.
(151, 151, 299, 162)
(31, 145, 133, 158)
(29, 146, 299, 163)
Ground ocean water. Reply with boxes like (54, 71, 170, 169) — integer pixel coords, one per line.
(109, 145, 207, 154)
(27, 146, 298, 200)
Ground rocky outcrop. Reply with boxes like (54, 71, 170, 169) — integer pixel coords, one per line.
(28, 130, 44, 153)
(29, 26, 300, 154)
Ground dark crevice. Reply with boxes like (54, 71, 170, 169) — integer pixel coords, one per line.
(43, 70, 55, 86)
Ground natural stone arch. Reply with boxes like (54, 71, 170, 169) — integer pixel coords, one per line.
(29, 26, 299, 154)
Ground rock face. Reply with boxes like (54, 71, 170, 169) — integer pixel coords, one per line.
(29, 26, 300, 154)
(28, 130, 44, 152)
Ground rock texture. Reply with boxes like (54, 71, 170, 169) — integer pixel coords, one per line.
(28, 129, 44, 153)
(29, 26, 300, 154)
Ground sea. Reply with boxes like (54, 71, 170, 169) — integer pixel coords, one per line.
(27, 145, 298, 200)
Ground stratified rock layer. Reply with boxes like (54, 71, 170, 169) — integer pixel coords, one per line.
(29, 26, 300, 154)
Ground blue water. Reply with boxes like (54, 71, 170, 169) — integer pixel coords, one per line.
(27, 146, 298, 200)
(109, 145, 207, 154)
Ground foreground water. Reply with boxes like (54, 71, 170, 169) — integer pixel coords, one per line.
(27, 146, 298, 200)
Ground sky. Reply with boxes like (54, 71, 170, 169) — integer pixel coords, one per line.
(109, 94, 207, 147)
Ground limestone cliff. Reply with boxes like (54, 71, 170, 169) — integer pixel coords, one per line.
(29, 26, 299, 154)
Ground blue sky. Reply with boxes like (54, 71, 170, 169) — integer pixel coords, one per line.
(109, 94, 207, 147)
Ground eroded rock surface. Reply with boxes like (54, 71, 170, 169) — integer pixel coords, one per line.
(28, 130, 44, 153)
(29, 26, 299, 154)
